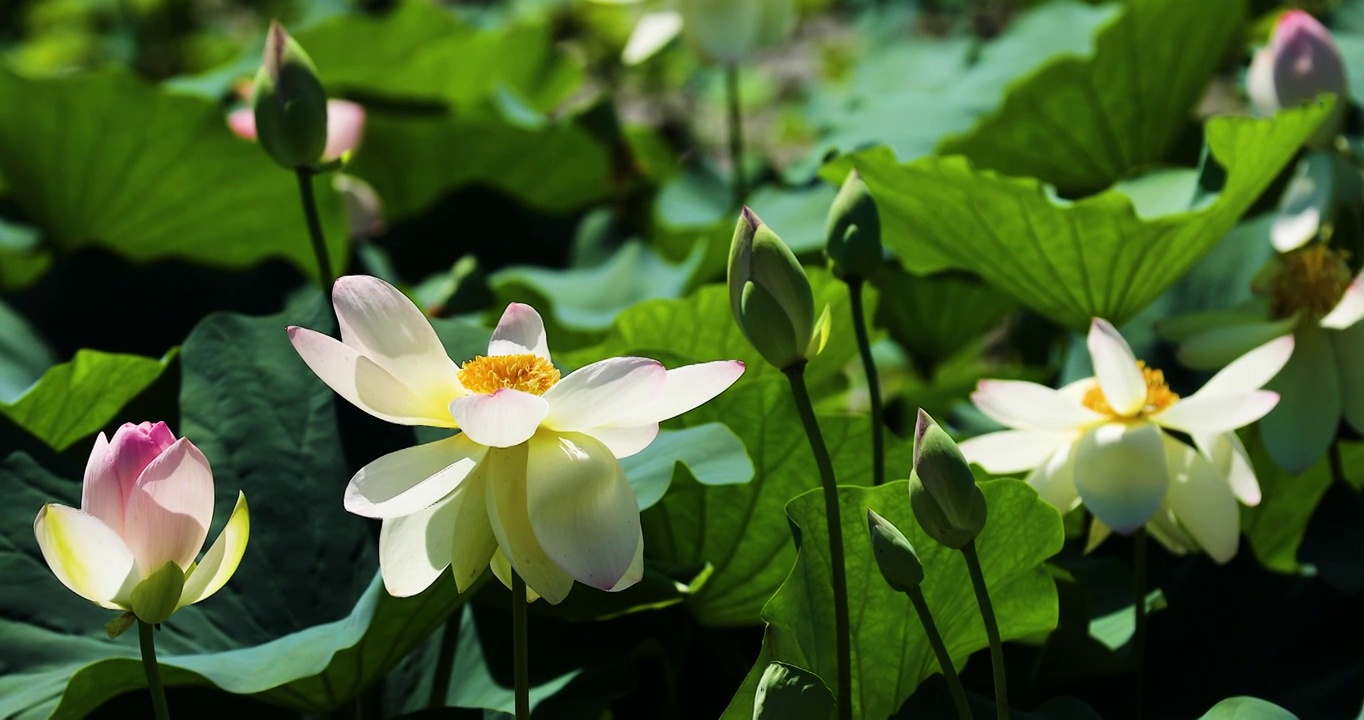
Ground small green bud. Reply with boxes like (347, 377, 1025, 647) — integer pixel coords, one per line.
(910, 409, 987, 549)
(729, 207, 830, 370)
(130, 560, 186, 626)
(753, 661, 835, 720)
(866, 509, 924, 593)
(252, 21, 329, 170)
(824, 170, 883, 280)
(105, 611, 136, 639)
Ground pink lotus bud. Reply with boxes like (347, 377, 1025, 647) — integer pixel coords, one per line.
(1249, 10, 1348, 146)
(229, 98, 366, 163)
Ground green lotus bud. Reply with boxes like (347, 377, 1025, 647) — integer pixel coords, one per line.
(753, 661, 835, 720)
(680, 0, 796, 65)
(824, 170, 883, 280)
(729, 207, 832, 370)
(910, 410, 986, 549)
(130, 560, 185, 626)
(252, 21, 329, 170)
(866, 509, 924, 593)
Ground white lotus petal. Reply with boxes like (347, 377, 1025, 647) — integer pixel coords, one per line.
(579, 423, 660, 459)
(1024, 440, 1082, 514)
(541, 357, 666, 432)
(34, 505, 136, 608)
(1072, 422, 1169, 534)
(625, 360, 745, 426)
(488, 303, 550, 359)
(971, 380, 1103, 431)
(1321, 272, 1364, 330)
(1151, 390, 1280, 435)
(622, 10, 683, 65)
(345, 434, 487, 519)
(1164, 436, 1240, 564)
(1272, 152, 1334, 252)
(484, 443, 574, 604)
(449, 390, 549, 448)
(959, 430, 1073, 475)
(1087, 319, 1147, 417)
(1193, 432, 1260, 506)
(179, 492, 250, 607)
(332, 275, 462, 401)
(289, 327, 456, 426)
(1195, 334, 1295, 397)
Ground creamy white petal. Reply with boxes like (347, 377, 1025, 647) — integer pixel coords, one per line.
(448, 467, 498, 593)
(971, 380, 1104, 431)
(1331, 322, 1364, 434)
(1151, 390, 1280, 435)
(622, 10, 683, 65)
(289, 327, 456, 426)
(33, 505, 137, 608)
(579, 424, 660, 459)
(484, 443, 575, 604)
(1072, 422, 1169, 534)
(487, 303, 550, 359)
(344, 434, 488, 519)
(490, 548, 541, 603)
(379, 488, 460, 598)
(1246, 45, 1279, 116)
(1262, 323, 1340, 472)
(1087, 318, 1147, 417)
(1194, 334, 1294, 397)
(1177, 316, 1301, 370)
(959, 430, 1073, 474)
(1164, 436, 1240, 564)
(1024, 440, 1081, 514)
(449, 390, 549, 448)
(332, 275, 462, 401)
(1321, 272, 1364, 330)
(541, 357, 666, 432)
(1272, 151, 1334, 252)
(1193, 432, 1261, 506)
(179, 492, 250, 607)
(525, 432, 641, 591)
(609, 530, 645, 592)
(624, 360, 746, 425)
(124, 438, 214, 573)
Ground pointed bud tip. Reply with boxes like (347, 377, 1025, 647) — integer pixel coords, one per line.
(741, 206, 762, 229)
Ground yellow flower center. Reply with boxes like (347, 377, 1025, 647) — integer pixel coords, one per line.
(457, 354, 560, 395)
(1266, 245, 1353, 319)
(1081, 362, 1179, 419)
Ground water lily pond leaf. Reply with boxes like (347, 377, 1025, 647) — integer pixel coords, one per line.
(0, 69, 347, 280)
(939, 0, 1244, 194)
(642, 378, 913, 626)
(854, 101, 1332, 332)
(721, 479, 1064, 718)
(0, 349, 175, 452)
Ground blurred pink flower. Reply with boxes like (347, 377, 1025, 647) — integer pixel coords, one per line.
(228, 98, 366, 162)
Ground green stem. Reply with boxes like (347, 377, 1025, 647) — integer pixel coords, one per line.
(1133, 527, 1148, 720)
(724, 63, 747, 207)
(847, 279, 884, 486)
(295, 167, 334, 291)
(428, 612, 461, 708)
(138, 620, 170, 720)
(784, 365, 852, 720)
(906, 587, 971, 720)
(1329, 439, 1347, 487)
(962, 540, 1007, 720)
(512, 572, 530, 720)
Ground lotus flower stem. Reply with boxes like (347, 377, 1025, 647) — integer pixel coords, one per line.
(138, 620, 171, 720)
(783, 365, 852, 720)
(725, 63, 747, 207)
(1132, 527, 1148, 720)
(512, 571, 530, 720)
(961, 540, 1007, 720)
(847, 279, 884, 485)
(905, 587, 971, 720)
(295, 168, 334, 291)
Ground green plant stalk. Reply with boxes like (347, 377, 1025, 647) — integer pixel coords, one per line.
(961, 540, 1007, 720)
(138, 620, 170, 720)
(295, 168, 334, 291)
(784, 364, 853, 720)
(906, 587, 971, 720)
(512, 572, 530, 720)
(428, 613, 461, 708)
(1133, 527, 1148, 720)
(847, 279, 884, 485)
(725, 63, 747, 207)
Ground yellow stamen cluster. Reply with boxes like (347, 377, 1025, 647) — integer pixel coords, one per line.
(1081, 362, 1179, 418)
(1267, 245, 1353, 319)
(457, 353, 560, 396)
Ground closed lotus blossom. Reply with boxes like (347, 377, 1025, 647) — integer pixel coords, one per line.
(33, 422, 250, 621)
(960, 319, 1293, 563)
(289, 276, 744, 603)
(228, 98, 366, 163)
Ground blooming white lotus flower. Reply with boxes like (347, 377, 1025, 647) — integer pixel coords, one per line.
(1161, 243, 1364, 472)
(960, 320, 1293, 562)
(288, 276, 745, 603)
(33, 422, 250, 624)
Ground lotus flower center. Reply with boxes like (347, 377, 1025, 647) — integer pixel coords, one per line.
(458, 354, 560, 396)
(1081, 362, 1179, 418)
(1267, 245, 1353, 319)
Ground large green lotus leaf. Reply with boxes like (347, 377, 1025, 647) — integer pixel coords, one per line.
(641, 377, 914, 626)
(0, 69, 347, 279)
(938, 0, 1244, 194)
(346, 110, 612, 220)
(871, 265, 1018, 366)
(1198, 697, 1298, 719)
(853, 101, 1332, 332)
(0, 300, 54, 403)
(0, 216, 49, 291)
(721, 479, 1064, 718)
(0, 349, 175, 452)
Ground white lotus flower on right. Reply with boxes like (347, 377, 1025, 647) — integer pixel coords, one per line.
(960, 319, 1293, 563)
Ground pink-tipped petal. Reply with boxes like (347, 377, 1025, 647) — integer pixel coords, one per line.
(332, 275, 463, 402)
(541, 357, 666, 432)
(344, 434, 487, 519)
(450, 389, 549, 448)
(959, 429, 1074, 474)
(1087, 319, 1148, 417)
(1152, 391, 1281, 436)
(971, 380, 1104, 431)
(1196, 334, 1295, 397)
(1271, 10, 1348, 108)
(226, 107, 258, 141)
(1321, 272, 1364, 330)
(626, 360, 746, 425)
(123, 438, 215, 572)
(33, 505, 137, 608)
(80, 432, 122, 534)
(322, 99, 365, 161)
(289, 326, 457, 426)
(488, 303, 550, 359)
